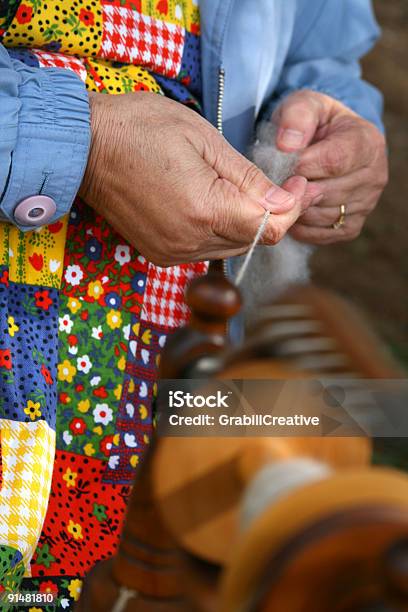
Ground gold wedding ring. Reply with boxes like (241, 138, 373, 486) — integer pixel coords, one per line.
(332, 204, 346, 230)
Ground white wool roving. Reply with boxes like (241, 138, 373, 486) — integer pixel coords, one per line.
(231, 122, 313, 327)
(239, 458, 331, 531)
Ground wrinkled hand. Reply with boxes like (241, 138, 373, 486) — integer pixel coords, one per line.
(273, 90, 388, 244)
(80, 92, 308, 266)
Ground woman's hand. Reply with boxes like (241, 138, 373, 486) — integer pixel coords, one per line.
(273, 90, 388, 245)
(80, 92, 308, 266)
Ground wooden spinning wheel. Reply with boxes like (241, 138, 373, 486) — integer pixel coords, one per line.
(77, 273, 408, 612)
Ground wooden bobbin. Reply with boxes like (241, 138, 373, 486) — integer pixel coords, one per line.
(219, 470, 408, 612)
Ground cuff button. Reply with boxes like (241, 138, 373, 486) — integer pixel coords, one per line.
(14, 195, 57, 227)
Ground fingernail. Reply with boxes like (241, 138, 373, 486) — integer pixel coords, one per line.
(279, 128, 305, 149)
(265, 186, 295, 211)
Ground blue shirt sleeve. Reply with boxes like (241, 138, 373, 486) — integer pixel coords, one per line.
(0, 44, 90, 230)
(265, 0, 384, 132)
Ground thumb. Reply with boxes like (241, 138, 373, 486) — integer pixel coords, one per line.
(206, 133, 299, 214)
(273, 90, 328, 152)
(211, 175, 307, 247)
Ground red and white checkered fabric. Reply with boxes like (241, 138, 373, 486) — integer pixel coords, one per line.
(33, 49, 87, 83)
(99, 4, 185, 78)
(142, 262, 208, 328)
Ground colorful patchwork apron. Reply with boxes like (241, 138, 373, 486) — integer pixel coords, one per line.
(0, 1, 207, 609)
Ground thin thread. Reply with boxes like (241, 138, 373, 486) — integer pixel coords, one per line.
(235, 210, 270, 286)
(111, 586, 138, 612)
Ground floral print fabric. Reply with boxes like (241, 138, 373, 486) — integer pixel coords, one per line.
(0, 2, 206, 610)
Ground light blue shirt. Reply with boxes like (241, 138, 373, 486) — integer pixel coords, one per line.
(0, 0, 383, 230)
(0, 45, 90, 230)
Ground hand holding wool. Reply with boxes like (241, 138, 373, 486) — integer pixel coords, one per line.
(273, 90, 388, 244)
(80, 92, 308, 266)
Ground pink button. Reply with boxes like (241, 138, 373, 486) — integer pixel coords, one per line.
(14, 195, 57, 226)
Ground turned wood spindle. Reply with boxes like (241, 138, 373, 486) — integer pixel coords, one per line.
(159, 272, 241, 379)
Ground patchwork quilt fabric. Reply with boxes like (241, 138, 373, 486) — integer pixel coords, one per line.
(0, 1, 207, 609)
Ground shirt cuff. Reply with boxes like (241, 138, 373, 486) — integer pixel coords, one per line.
(0, 63, 90, 231)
